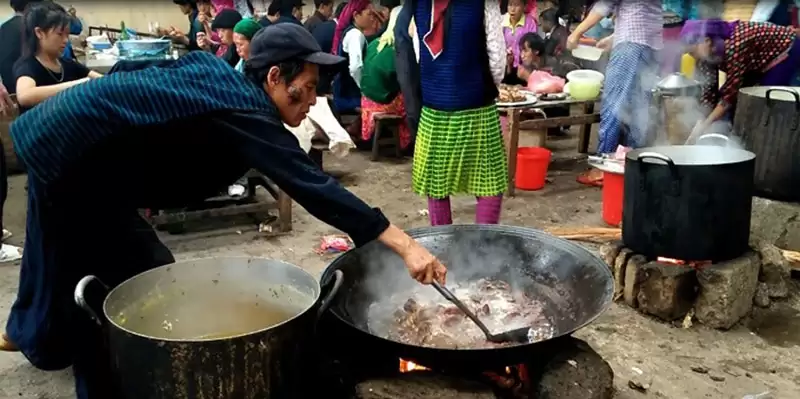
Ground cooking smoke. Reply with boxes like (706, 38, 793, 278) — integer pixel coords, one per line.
(632, 35, 745, 151)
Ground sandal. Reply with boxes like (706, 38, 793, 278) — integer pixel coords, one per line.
(577, 170, 603, 187)
(0, 333, 18, 352)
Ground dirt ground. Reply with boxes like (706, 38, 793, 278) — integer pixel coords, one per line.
(0, 146, 797, 399)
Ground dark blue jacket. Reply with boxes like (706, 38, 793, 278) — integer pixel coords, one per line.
(394, 4, 420, 139)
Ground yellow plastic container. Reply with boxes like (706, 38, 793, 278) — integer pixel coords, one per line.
(680, 54, 696, 78)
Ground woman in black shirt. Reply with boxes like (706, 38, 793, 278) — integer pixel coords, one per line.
(13, 2, 101, 114)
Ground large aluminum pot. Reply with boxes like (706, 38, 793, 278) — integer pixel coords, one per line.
(74, 257, 343, 399)
(623, 135, 756, 262)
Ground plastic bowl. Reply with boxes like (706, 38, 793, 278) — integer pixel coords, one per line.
(571, 45, 603, 61)
(566, 69, 604, 101)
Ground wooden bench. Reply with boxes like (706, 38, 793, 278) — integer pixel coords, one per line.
(370, 114, 403, 161)
(146, 170, 292, 235)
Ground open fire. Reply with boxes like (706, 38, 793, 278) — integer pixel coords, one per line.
(398, 359, 530, 397)
(656, 256, 712, 269)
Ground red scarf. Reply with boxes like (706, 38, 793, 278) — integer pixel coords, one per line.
(422, 0, 450, 59)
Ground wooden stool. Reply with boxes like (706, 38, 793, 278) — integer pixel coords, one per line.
(371, 114, 403, 161)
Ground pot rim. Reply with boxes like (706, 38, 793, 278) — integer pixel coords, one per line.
(626, 145, 755, 165)
(102, 256, 322, 342)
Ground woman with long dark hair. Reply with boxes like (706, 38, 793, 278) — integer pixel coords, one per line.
(13, 2, 101, 114)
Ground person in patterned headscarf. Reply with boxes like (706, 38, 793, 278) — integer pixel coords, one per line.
(681, 19, 800, 137)
(406, 0, 508, 226)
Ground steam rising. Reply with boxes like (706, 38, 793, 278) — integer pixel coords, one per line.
(349, 229, 594, 340)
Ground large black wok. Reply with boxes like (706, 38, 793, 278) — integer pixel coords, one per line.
(319, 225, 613, 370)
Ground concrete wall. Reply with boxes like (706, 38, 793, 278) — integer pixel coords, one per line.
(61, 1, 347, 34)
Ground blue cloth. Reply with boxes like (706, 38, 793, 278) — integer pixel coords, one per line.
(11, 51, 273, 187)
(414, 0, 489, 111)
(662, 0, 699, 20)
(585, 17, 614, 39)
(597, 42, 658, 153)
(332, 24, 363, 113)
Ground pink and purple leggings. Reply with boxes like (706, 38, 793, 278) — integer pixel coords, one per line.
(427, 195, 503, 226)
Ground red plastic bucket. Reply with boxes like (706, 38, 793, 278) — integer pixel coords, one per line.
(515, 147, 552, 190)
(602, 171, 624, 226)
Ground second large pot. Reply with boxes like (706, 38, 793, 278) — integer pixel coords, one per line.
(74, 257, 342, 399)
(623, 139, 756, 262)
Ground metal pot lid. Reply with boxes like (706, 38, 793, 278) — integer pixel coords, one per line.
(656, 73, 701, 91)
(739, 86, 800, 102)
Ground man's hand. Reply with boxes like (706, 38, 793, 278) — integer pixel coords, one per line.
(0, 83, 15, 117)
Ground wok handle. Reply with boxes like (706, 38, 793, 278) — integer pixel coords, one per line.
(636, 151, 680, 196)
(317, 270, 344, 320)
(74, 275, 110, 327)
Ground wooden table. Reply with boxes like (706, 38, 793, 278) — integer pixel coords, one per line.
(82, 56, 118, 74)
(501, 98, 600, 196)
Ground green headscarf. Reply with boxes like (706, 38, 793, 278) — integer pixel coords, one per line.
(234, 18, 262, 40)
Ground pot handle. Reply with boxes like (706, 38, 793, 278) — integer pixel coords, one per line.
(763, 88, 800, 129)
(74, 275, 110, 327)
(317, 270, 344, 321)
(696, 133, 729, 145)
(636, 151, 680, 196)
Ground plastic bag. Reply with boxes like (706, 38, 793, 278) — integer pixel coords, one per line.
(527, 71, 566, 94)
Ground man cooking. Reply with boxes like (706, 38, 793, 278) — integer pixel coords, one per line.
(4, 23, 447, 398)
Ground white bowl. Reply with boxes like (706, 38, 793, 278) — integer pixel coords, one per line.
(571, 45, 603, 61)
(566, 69, 605, 83)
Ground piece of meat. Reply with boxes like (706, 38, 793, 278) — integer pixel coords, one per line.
(403, 298, 419, 313)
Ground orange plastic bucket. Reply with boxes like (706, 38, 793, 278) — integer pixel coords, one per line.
(602, 171, 624, 226)
(515, 147, 552, 190)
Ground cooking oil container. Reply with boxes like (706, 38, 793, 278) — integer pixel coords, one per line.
(680, 54, 695, 78)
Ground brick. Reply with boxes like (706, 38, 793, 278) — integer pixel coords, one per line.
(599, 240, 624, 269)
(695, 251, 760, 329)
(636, 262, 698, 321)
(613, 248, 633, 300)
(753, 282, 771, 308)
(623, 255, 648, 308)
(756, 242, 790, 298)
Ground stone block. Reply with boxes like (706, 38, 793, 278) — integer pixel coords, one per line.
(599, 240, 624, 270)
(613, 248, 633, 300)
(751, 197, 800, 251)
(753, 282, 771, 308)
(636, 262, 697, 321)
(623, 255, 648, 308)
(756, 242, 790, 298)
(695, 251, 760, 329)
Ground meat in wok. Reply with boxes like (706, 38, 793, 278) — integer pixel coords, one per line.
(368, 278, 555, 349)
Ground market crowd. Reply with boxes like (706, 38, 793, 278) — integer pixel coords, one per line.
(0, 1, 798, 397)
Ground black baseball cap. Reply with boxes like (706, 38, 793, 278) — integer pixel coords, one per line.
(248, 23, 344, 69)
(211, 9, 243, 30)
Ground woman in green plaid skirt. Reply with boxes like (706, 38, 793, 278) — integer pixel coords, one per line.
(407, 0, 508, 225)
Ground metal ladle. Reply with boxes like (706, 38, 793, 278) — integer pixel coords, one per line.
(431, 281, 533, 344)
